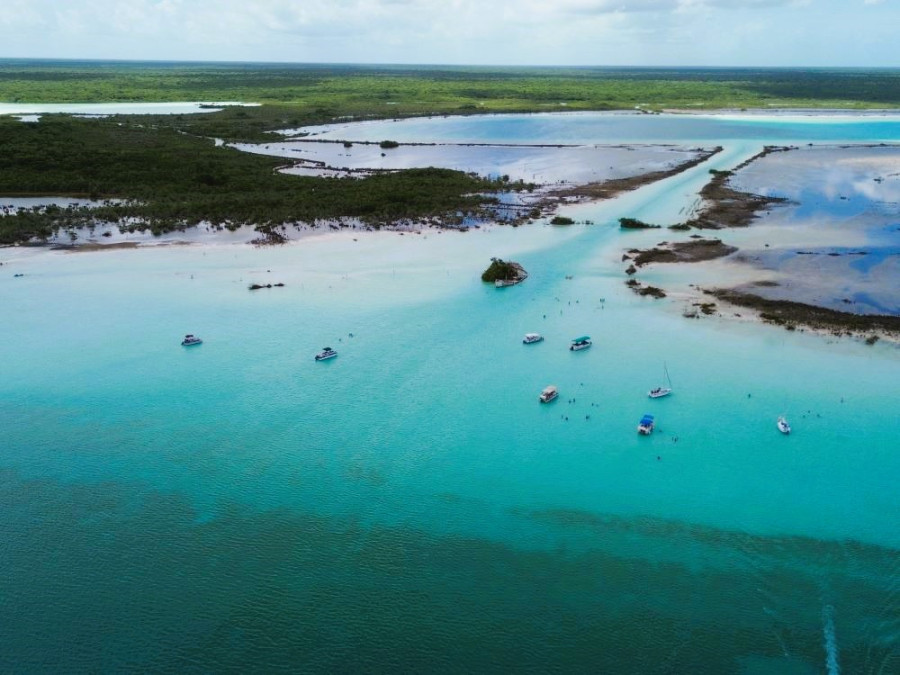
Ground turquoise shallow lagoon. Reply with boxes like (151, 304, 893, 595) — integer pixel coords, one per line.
(2, 113, 900, 672)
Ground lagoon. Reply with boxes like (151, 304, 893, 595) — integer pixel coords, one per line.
(2, 111, 899, 672)
(296, 109, 900, 145)
(0, 101, 257, 118)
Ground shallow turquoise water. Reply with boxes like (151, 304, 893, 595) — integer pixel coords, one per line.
(2, 114, 899, 672)
(304, 109, 900, 145)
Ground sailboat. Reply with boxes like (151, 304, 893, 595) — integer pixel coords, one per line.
(648, 362, 673, 399)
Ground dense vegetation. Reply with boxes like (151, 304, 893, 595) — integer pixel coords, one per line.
(619, 217, 659, 229)
(481, 258, 522, 283)
(0, 115, 507, 244)
(4, 61, 900, 141)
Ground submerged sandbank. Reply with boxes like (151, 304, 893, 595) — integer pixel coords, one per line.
(622, 143, 900, 340)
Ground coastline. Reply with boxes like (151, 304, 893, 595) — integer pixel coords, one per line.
(5, 109, 899, 345)
(620, 142, 900, 342)
(1, 141, 715, 249)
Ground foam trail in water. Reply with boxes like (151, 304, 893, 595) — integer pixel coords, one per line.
(822, 604, 840, 675)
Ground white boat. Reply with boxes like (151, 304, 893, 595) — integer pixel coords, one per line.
(539, 385, 558, 403)
(181, 334, 202, 346)
(648, 363, 673, 398)
(315, 347, 338, 361)
(637, 414, 655, 435)
(777, 416, 791, 434)
(523, 333, 544, 344)
(570, 336, 592, 351)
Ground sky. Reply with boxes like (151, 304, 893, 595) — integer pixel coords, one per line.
(1, 0, 896, 67)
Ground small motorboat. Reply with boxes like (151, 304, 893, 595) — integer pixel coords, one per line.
(181, 334, 203, 346)
(539, 385, 559, 403)
(523, 333, 544, 344)
(314, 347, 338, 361)
(777, 416, 791, 434)
(637, 414, 655, 435)
(570, 336, 592, 351)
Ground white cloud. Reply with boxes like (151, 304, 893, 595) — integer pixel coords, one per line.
(0, 0, 896, 66)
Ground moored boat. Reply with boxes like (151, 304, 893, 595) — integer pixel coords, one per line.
(181, 334, 202, 346)
(777, 416, 791, 434)
(523, 333, 544, 344)
(315, 347, 338, 361)
(649, 362, 673, 398)
(637, 414, 655, 435)
(570, 336, 592, 351)
(539, 385, 558, 403)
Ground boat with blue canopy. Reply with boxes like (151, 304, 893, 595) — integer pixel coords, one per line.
(637, 414, 655, 435)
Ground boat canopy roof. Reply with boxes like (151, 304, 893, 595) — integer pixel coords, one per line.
(525, 332, 541, 338)
(542, 385, 557, 393)
(640, 414, 654, 424)
(571, 336, 591, 342)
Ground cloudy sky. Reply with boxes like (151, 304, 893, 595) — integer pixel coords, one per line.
(1, 0, 895, 66)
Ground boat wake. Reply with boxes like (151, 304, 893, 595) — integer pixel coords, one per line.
(822, 603, 840, 675)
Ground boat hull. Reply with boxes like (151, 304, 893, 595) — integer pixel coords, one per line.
(570, 343, 591, 351)
(648, 388, 672, 398)
(315, 353, 337, 361)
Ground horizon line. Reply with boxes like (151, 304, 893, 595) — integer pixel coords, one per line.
(1, 57, 899, 71)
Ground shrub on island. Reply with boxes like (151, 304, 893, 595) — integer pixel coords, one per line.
(379, 140, 400, 149)
(481, 257, 524, 283)
(619, 217, 660, 229)
(550, 216, 575, 225)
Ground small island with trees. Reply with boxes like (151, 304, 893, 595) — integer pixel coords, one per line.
(481, 257, 528, 287)
(619, 217, 661, 229)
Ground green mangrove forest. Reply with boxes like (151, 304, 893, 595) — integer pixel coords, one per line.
(0, 115, 514, 245)
(3, 61, 900, 244)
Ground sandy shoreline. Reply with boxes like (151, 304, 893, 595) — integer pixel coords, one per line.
(5, 114, 898, 345)
(3, 140, 717, 251)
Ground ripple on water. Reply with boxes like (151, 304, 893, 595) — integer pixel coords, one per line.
(2, 471, 899, 672)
